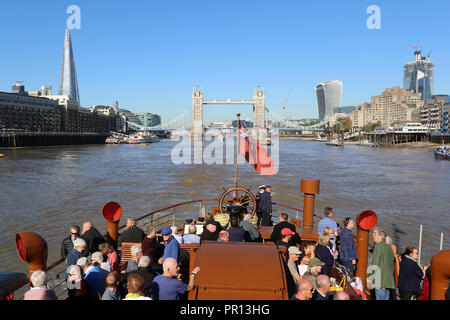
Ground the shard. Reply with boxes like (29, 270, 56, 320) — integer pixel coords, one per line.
(58, 28, 80, 105)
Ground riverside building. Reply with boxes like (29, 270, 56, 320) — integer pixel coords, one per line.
(1, 82, 120, 133)
(350, 87, 423, 130)
(0, 82, 61, 132)
(442, 97, 449, 133)
(419, 95, 447, 132)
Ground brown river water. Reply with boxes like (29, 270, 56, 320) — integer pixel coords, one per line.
(0, 139, 449, 274)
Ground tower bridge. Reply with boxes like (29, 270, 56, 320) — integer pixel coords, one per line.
(193, 85, 266, 129)
(125, 86, 327, 133)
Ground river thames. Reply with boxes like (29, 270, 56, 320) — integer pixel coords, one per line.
(0, 139, 449, 274)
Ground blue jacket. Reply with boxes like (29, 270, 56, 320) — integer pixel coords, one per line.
(66, 249, 82, 270)
(398, 256, 423, 293)
(85, 266, 106, 295)
(162, 237, 180, 263)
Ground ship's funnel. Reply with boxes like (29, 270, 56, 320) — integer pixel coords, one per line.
(15, 232, 48, 282)
(430, 250, 450, 300)
(355, 210, 377, 293)
(300, 178, 320, 229)
(102, 202, 122, 249)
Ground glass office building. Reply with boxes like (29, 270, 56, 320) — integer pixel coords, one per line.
(315, 80, 342, 120)
(404, 51, 434, 101)
(135, 113, 161, 127)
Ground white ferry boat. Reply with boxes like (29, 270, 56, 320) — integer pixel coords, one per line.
(128, 131, 160, 144)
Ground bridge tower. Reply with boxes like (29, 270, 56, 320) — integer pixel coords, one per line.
(192, 86, 203, 129)
(253, 84, 266, 128)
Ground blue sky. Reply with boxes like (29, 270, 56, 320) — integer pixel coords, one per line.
(1, 0, 449, 124)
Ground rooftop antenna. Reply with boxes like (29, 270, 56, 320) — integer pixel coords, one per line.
(427, 49, 432, 60)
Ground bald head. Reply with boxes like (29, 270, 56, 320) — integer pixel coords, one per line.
(206, 223, 217, 233)
(82, 221, 92, 234)
(162, 257, 179, 277)
(334, 291, 350, 300)
(126, 219, 136, 228)
(188, 225, 197, 234)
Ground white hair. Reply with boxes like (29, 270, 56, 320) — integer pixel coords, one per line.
(385, 236, 392, 245)
(30, 270, 47, 288)
(138, 255, 151, 268)
(73, 238, 86, 249)
(77, 257, 88, 268)
(100, 262, 112, 272)
(91, 251, 104, 264)
(316, 275, 330, 288)
(171, 226, 178, 234)
(68, 265, 82, 281)
(130, 244, 142, 258)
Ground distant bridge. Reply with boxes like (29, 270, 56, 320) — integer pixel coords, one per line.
(125, 102, 328, 132)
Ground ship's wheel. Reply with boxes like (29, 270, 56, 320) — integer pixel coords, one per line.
(219, 186, 257, 215)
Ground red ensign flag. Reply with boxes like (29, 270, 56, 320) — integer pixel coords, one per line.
(239, 122, 275, 176)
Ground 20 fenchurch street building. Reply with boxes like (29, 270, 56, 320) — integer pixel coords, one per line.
(315, 80, 342, 120)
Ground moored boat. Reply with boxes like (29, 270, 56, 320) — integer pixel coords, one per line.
(434, 145, 450, 160)
(325, 140, 342, 147)
(128, 131, 160, 144)
(105, 136, 119, 144)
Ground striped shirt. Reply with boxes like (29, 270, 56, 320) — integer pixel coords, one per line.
(317, 217, 338, 234)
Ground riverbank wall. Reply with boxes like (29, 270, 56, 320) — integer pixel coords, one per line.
(0, 132, 108, 148)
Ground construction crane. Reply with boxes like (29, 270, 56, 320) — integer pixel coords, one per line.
(283, 88, 293, 121)
(406, 45, 423, 52)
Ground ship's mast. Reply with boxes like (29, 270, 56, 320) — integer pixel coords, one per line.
(235, 114, 240, 196)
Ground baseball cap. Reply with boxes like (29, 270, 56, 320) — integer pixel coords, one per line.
(161, 227, 172, 235)
(288, 246, 302, 255)
(308, 257, 325, 268)
(281, 228, 295, 236)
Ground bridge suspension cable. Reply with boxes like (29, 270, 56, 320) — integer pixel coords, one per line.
(127, 110, 190, 130)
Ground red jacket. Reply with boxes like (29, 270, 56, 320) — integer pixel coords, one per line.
(418, 274, 430, 300)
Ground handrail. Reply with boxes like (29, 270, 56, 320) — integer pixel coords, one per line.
(272, 202, 323, 220)
(12, 198, 313, 299)
(117, 199, 220, 231)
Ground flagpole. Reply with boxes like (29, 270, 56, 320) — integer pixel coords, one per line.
(235, 113, 240, 191)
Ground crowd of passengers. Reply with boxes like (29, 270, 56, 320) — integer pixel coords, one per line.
(23, 205, 448, 301)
